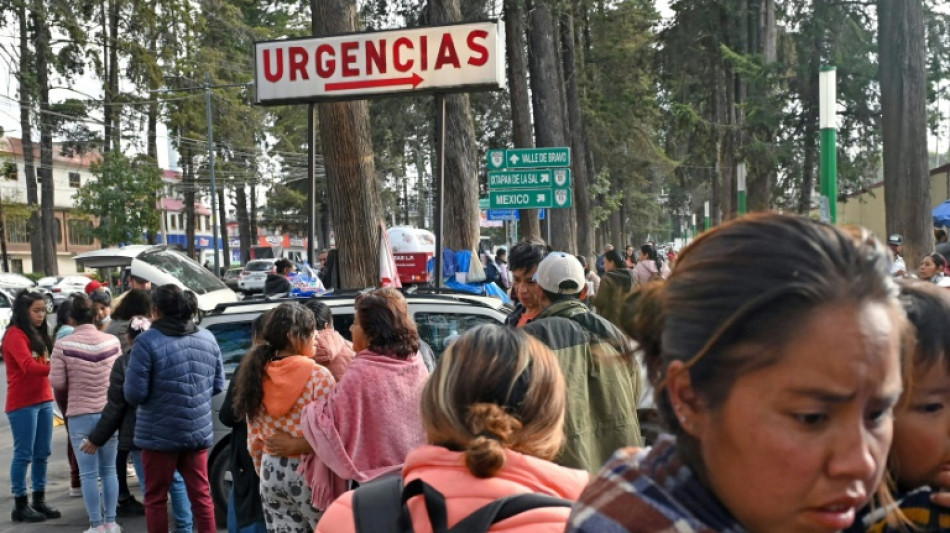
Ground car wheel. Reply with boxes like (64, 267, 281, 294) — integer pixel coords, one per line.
(44, 295, 54, 314)
(208, 440, 231, 527)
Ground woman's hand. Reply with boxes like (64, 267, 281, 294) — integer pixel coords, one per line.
(79, 439, 99, 455)
(265, 431, 313, 456)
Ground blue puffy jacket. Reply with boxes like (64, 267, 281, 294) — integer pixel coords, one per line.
(124, 320, 224, 451)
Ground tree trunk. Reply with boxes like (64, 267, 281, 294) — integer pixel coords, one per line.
(218, 188, 229, 268)
(610, 178, 622, 247)
(18, 1, 43, 272)
(878, 0, 931, 268)
(560, 14, 593, 258)
(183, 148, 196, 259)
(313, 0, 383, 288)
(108, 0, 120, 150)
(527, 0, 574, 251)
(35, 0, 56, 275)
(431, 0, 479, 252)
(235, 184, 251, 264)
(748, 0, 776, 211)
(505, 0, 540, 240)
(146, 87, 159, 244)
(798, 111, 819, 214)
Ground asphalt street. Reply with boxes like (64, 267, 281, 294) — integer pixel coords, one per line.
(0, 353, 226, 531)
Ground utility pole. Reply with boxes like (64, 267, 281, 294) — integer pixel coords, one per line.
(737, 162, 747, 215)
(704, 201, 710, 230)
(204, 74, 221, 275)
(152, 79, 250, 273)
(819, 66, 837, 223)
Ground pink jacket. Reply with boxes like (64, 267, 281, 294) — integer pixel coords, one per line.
(633, 260, 671, 285)
(299, 350, 428, 509)
(316, 445, 590, 533)
(49, 324, 121, 417)
(313, 329, 355, 382)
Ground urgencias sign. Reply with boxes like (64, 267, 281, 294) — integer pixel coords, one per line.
(254, 21, 505, 104)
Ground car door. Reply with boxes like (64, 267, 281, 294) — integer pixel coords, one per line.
(0, 290, 12, 337)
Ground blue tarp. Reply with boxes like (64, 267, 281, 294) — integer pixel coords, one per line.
(934, 200, 950, 228)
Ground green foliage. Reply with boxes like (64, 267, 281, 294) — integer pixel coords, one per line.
(260, 184, 307, 234)
(74, 151, 163, 247)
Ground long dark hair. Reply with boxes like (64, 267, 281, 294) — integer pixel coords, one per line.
(153, 284, 198, 322)
(6, 290, 52, 356)
(53, 298, 74, 340)
(232, 303, 315, 419)
(112, 289, 152, 321)
(640, 244, 662, 271)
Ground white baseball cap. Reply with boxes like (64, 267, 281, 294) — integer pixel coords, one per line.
(534, 252, 585, 294)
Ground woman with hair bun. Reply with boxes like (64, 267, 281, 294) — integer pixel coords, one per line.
(316, 324, 588, 533)
(569, 213, 908, 533)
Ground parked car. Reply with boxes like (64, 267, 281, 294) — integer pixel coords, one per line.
(36, 275, 101, 312)
(200, 289, 511, 523)
(236, 259, 277, 294)
(73, 245, 238, 313)
(0, 288, 15, 351)
(221, 267, 243, 292)
(0, 272, 36, 292)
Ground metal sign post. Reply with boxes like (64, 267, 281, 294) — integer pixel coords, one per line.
(819, 66, 838, 223)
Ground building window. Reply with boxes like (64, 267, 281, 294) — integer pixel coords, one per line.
(6, 216, 30, 244)
(177, 214, 183, 230)
(68, 219, 95, 246)
(2, 162, 15, 181)
(11, 259, 22, 274)
(69, 172, 81, 187)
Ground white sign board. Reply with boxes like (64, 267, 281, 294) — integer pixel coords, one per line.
(254, 21, 506, 104)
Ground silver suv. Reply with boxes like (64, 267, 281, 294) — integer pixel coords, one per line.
(200, 289, 511, 521)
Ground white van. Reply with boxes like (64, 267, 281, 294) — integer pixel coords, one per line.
(74, 245, 238, 313)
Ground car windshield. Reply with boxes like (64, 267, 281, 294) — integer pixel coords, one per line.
(245, 261, 272, 272)
(139, 250, 228, 295)
(37, 277, 61, 287)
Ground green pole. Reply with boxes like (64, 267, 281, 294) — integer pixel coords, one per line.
(737, 162, 747, 215)
(704, 201, 710, 230)
(819, 66, 837, 223)
(691, 214, 697, 240)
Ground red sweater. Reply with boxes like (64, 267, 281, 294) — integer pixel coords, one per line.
(3, 326, 54, 413)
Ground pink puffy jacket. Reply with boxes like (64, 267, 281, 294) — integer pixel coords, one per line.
(316, 444, 589, 533)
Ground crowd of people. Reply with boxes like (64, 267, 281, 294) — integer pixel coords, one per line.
(5, 213, 950, 532)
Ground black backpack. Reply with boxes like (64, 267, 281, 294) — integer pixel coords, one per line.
(352, 476, 572, 533)
(483, 261, 501, 285)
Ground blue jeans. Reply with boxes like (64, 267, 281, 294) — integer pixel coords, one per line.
(68, 413, 119, 527)
(6, 401, 54, 497)
(130, 450, 194, 533)
(227, 486, 267, 533)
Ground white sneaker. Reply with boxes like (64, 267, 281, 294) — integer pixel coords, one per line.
(81, 527, 100, 533)
(68, 486, 82, 497)
(102, 524, 122, 533)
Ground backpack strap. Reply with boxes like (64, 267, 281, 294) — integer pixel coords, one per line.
(352, 475, 406, 533)
(447, 493, 573, 533)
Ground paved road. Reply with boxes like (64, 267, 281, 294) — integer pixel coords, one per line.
(0, 360, 226, 532)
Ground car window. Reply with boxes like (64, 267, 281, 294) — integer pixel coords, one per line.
(414, 312, 500, 360)
(139, 249, 228, 295)
(0, 291, 10, 308)
(332, 314, 354, 342)
(245, 261, 273, 272)
(205, 322, 253, 377)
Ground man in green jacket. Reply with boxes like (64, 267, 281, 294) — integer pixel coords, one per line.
(523, 252, 643, 472)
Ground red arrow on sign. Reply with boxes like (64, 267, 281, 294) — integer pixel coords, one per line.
(326, 73, 424, 92)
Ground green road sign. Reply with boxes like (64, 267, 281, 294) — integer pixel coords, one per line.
(487, 168, 572, 190)
(486, 147, 571, 170)
(489, 188, 573, 209)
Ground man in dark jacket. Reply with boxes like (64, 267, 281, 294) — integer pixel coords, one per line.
(263, 259, 294, 296)
(125, 285, 224, 533)
(591, 248, 634, 328)
(523, 252, 642, 472)
(504, 239, 549, 328)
